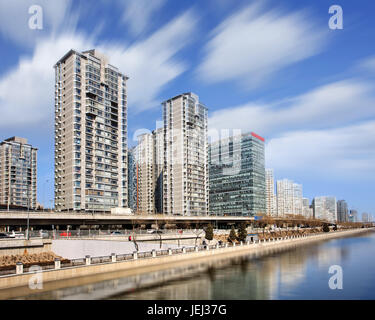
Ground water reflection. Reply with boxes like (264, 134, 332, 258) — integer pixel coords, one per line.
(114, 232, 375, 300)
(14, 232, 375, 300)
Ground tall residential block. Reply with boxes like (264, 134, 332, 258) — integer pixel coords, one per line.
(265, 169, 277, 216)
(312, 196, 337, 222)
(153, 128, 164, 214)
(276, 179, 303, 217)
(127, 147, 137, 212)
(337, 200, 348, 222)
(133, 128, 164, 215)
(54, 49, 128, 212)
(302, 198, 313, 218)
(349, 209, 358, 222)
(162, 93, 208, 216)
(209, 132, 266, 216)
(0, 137, 37, 209)
(136, 133, 155, 214)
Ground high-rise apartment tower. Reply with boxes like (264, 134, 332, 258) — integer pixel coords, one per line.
(54, 49, 128, 212)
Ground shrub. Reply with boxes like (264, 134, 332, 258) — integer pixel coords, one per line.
(237, 222, 248, 242)
(228, 226, 237, 242)
(323, 224, 330, 232)
(205, 224, 214, 241)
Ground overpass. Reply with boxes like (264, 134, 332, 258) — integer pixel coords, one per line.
(0, 211, 256, 228)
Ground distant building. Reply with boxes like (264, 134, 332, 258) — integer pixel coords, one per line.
(276, 179, 303, 217)
(209, 132, 266, 216)
(302, 198, 313, 218)
(136, 133, 155, 215)
(312, 196, 337, 223)
(153, 128, 164, 214)
(349, 209, 358, 222)
(0, 137, 38, 209)
(337, 200, 349, 222)
(362, 212, 369, 223)
(127, 147, 137, 212)
(265, 169, 277, 216)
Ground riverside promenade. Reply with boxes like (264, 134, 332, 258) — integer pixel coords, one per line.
(0, 228, 373, 299)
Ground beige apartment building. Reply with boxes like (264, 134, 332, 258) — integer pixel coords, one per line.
(276, 179, 303, 217)
(136, 133, 155, 214)
(54, 49, 128, 212)
(162, 93, 209, 216)
(265, 169, 277, 217)
(133, 128, 164, 215)
(0, 137, 37, 209)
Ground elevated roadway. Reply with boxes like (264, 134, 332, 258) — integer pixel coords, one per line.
(0, 211, 256, 227)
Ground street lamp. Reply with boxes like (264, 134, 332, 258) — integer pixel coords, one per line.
(23, 190, 30, 240)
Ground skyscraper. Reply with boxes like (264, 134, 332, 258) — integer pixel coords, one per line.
(337, 200, 348, 222)
(127, 147, 137, 212)
(153, 128, 164, 214)
(276, 179, 303, 217)
(312, 196, 337, 222)
(54, 49, 128, 212)
(266, 169, 277, 216)
(349, 209, 358, 222)
(162, 93, 208, 216)
(136, 133, 155, 214)
(209, 132, 266, 216)
(0, 137, 37, 209)
(302, 198, 313, 218)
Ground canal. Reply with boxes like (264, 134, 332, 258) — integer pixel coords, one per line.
(110, 230, 375, 300)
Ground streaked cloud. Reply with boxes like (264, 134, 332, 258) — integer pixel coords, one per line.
(208, 80, 375, 137)
(118, 0, 166, 36)
(0, 0, 73, 46)
(100, 10, 198, 112)
(197, 2, 327, 89)
(0, 10, 197, 128)
(266, 121, 375, 181)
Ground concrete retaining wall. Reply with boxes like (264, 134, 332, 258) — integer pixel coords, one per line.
(0, 239, 52, 256)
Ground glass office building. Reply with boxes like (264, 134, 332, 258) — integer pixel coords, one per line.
(209, 132, 266, 216)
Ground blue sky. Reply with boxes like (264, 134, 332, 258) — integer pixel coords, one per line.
(0, 0, 374, 217)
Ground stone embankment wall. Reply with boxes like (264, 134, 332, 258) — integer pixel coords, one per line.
(0, 228, 373, 299)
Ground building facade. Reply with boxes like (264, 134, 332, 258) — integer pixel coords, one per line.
(153, 128, 164, 214)
(54, 49, 128, 212)
(276, 179, 303, 217)
(162, 93, 209, 216)
(209, 132, 266, 216)
(349, 209, 358, 222)
(0, 137, 38, 209)
(302, 198, 313, 218)
(136, 133, 155, 214)
(312, 196, 337, 223)
(265, 169, 277, 216)
(127, 147, 137, 212)
(337, 200, 348, 222)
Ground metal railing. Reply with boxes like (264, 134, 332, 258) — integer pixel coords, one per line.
(1, 228, 372, 278)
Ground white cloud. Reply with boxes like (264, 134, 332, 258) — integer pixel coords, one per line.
(208, 80, 375, 137)
(99, 10, 198, 112)
(0, 10, 197, 128)
(0, 0, 73, 46)
(197, 2, 326, 88)
(357, 55, 375, 73)
(265, 121, 375, 181)
(0, 33, 93, 127)
(118, 0, 166, 36)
